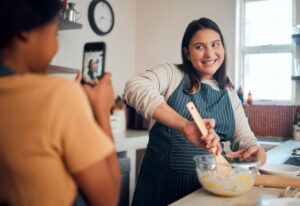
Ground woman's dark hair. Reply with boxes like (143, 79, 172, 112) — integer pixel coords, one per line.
(0, 0, 62, 50)
(178, 17, 233, 94)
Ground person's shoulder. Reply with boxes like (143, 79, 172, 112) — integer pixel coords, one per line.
(37, 74, 78, 88)
(146, 63, 175, 71)
(226, 86, 237, 95)
(29, 74, 82, 97)
(147, 63, 183, 76)
(225, 86, 241, 106)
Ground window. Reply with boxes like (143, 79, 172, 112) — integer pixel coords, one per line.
(239, 0, 293, 103)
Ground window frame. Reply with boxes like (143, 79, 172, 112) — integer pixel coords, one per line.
(237, 0, 296, 105)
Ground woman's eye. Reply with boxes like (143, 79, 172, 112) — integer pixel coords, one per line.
(195, 45, 204, 49)
(212, 42, 219, 47)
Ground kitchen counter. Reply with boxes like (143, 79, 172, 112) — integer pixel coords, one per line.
(113, 129, 149, 204)
(169, 140, 300, 206)
(265, 140, 300, 165)
(169, 187, 284, 206)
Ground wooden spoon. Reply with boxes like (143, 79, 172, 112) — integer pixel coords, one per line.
(186, 102, 232, 177)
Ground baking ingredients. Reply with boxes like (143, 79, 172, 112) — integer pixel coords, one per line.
(197, 169, 255, 196)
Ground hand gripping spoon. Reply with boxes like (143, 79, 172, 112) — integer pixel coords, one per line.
(186, 102, 232, 177)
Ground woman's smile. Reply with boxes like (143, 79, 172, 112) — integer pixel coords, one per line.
(202, 59, 217, 65)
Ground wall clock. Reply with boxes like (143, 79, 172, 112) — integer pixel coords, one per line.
(88, 0, 114, 35)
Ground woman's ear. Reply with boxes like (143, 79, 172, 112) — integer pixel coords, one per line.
(184, 47, 190, 61)
(17, 31, 31, 42)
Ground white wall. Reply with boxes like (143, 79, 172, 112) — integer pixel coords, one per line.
(54, 1, 298, 104)
(52, 0, 137, 96)
(53, 0, 236, 96)
(135, 0, 237, 82)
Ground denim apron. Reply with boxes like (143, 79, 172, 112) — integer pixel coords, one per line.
(132, 75, 235, 206)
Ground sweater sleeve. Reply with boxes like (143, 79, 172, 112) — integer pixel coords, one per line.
(123, 63, 183, 119)
(227, 89, 259, 151)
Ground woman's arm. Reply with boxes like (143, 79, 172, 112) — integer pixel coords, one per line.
(153, 102, 222, 153)
(227, 90, 266, 165)
(124, 63, 183, 119)
(74, 73, 121, 206)
(124, 64, 221, 152)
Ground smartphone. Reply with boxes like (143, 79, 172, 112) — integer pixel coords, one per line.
(81, 42, 106, 85)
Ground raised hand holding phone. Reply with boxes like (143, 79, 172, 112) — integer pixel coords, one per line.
(81, 42, 106, 86)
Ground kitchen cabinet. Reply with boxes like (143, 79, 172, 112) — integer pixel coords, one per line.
(114, 130, 149, 205)
(136, 149, 146, 181)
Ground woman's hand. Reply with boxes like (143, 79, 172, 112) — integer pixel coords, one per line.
(182, 119, 222, 154)
(227, 145, 266, 166)
(75, 71, 82, 83)
(82, 73, 115, 117)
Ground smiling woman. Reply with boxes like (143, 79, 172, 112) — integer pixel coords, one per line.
(124, 17, 266, 206)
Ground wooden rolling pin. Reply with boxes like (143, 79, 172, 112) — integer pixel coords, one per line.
(255, 174, 300, 188)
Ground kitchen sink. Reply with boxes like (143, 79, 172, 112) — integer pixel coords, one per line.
(256, 136, 284, 152)
(257, 141, 280, 152)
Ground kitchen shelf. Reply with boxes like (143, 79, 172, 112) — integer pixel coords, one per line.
(292, 34, 300, 44)
(292, 76, 300, 80)
(48, 65, 79, 74)
(58, 18, 82, 30)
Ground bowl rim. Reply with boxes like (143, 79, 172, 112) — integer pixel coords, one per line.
(193, 154, 261, 168)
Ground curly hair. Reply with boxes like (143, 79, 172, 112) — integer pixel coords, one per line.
(0, 0, 62, 50)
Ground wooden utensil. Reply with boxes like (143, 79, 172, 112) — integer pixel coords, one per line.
(186, 102, 232, 177)
(255, 174, 300, 188)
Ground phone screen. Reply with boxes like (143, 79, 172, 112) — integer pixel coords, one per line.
(82, 42, 105, 84)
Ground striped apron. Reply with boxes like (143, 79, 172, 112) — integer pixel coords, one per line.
(131, 75, 235, 206)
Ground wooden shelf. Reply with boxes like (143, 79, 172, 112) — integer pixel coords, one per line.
(292, 76, 300, 80)
(292, 34, 300, 44)
(58, 19, 82, 30)
(48, 65, 80, 74)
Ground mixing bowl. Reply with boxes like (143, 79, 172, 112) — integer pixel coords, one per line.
(194, 154, 260, 197)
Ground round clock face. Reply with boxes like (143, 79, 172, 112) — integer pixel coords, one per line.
(89, 0, 114, 35)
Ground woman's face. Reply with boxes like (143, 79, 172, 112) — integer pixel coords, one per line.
(185, 29, 225, 80)
(28, 21, 58, 73)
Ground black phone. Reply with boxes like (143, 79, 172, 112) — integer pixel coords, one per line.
(81, 42, 106, 85)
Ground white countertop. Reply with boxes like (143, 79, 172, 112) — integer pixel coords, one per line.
(169, 140, 300, 206)
(169, 186, 284, 206)
(114, 129, 149, 152)
(265, 140, 300, 165)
